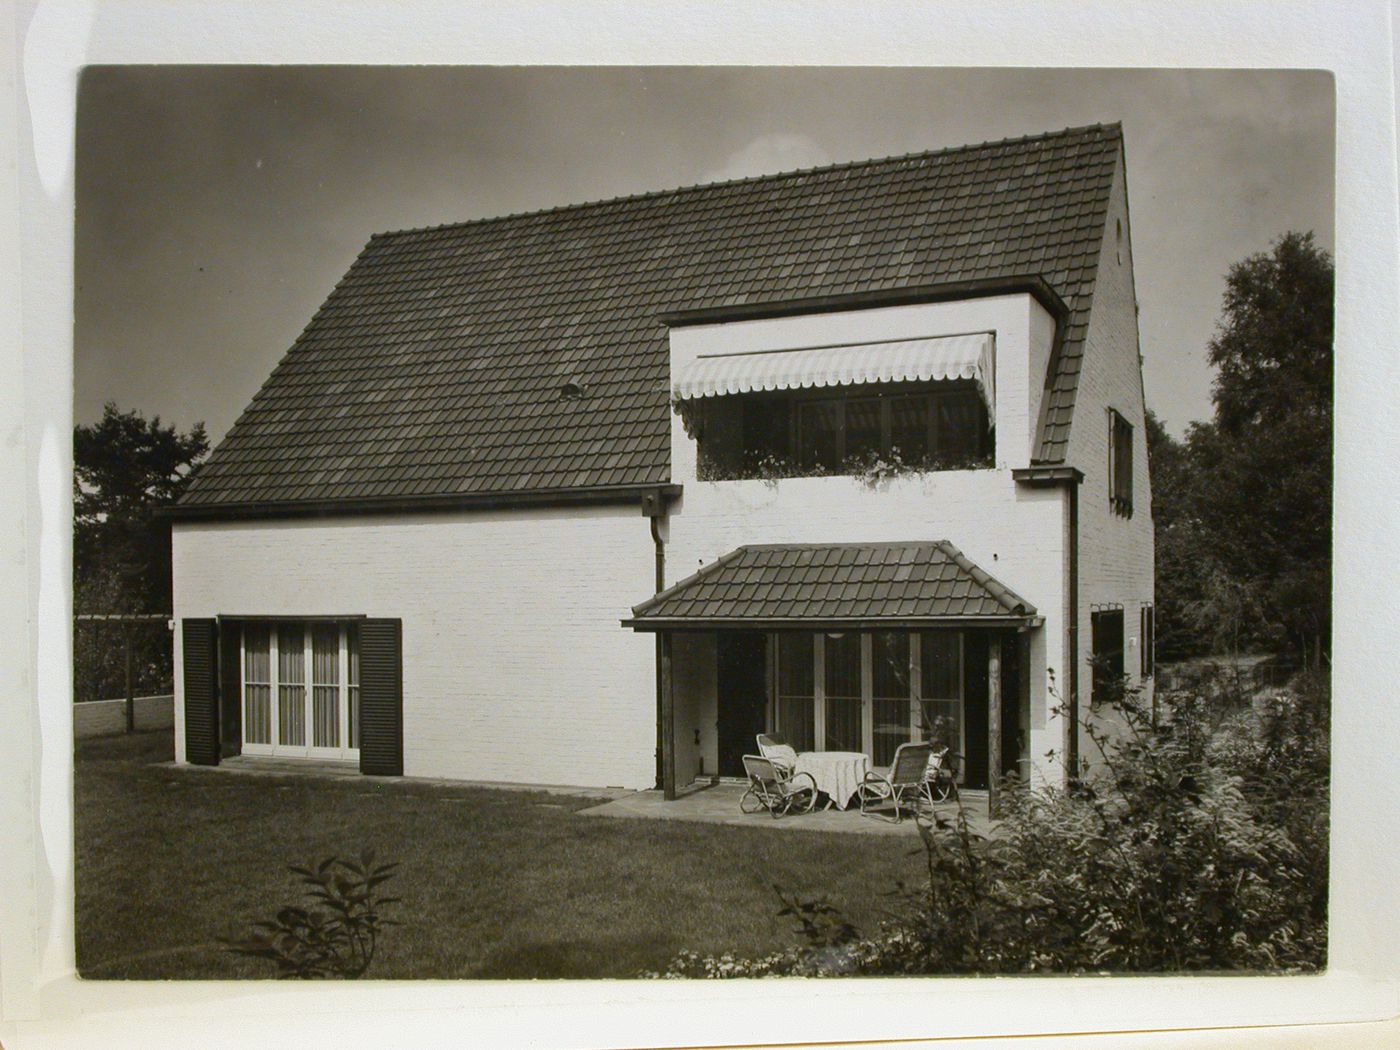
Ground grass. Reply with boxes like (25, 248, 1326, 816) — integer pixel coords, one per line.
(75, 730, 926, 979)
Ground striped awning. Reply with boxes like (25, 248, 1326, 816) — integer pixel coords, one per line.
(672, 332, 995, 417)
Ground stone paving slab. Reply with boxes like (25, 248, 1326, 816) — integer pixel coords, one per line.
(579, 782, 993, 837)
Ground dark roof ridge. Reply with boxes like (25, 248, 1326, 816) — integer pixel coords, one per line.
(369, 122, 1124, 243)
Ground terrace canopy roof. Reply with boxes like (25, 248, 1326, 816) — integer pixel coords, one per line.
(623, 541, 1038, 632)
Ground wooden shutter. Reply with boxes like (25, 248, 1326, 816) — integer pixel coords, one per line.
(358, 619, 403, 776)
(219, 621, 243, 757)
(182, 618, 221, 766)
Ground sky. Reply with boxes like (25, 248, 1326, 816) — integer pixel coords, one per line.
(74, 66, 1334, 445)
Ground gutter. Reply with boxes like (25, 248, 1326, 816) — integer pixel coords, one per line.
(160, 483, 684, 522)
(623, 615, 1043, 632)
(658, 274, 1070, 330)
(1012, 465, 1084, 783)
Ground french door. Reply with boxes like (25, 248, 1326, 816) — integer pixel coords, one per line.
(241, 621, 360, 760)
(771, 629, 965, 772)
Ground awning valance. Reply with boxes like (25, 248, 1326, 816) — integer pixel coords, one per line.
(623, 541, 1037, 632)
(672, 332, 995, 418)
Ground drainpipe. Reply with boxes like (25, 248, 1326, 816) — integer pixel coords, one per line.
(1066, 480, 1080, 783)
(642, 489, 667, 790)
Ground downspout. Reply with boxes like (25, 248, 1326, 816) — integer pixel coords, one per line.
(650, 512, 666, 790)
(1066, 480, 1080, 783)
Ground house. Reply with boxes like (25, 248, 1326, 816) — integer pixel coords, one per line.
(167, 123, 1153, 799)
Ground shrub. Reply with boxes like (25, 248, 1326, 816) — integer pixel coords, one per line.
(647, 671, 1329, 976)
(222, 852, 400, 978)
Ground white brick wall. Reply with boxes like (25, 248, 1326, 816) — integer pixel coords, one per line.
(170, 213, 1152, 795)
(1062, 147, 1156, 763)
(173, 505, 660, 788)
(665, 296, 1070, 786)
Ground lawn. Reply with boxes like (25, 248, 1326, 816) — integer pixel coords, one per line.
(75, 730, 925, 979)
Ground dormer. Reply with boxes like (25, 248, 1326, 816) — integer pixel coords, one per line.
(667, 290, 1060, 483)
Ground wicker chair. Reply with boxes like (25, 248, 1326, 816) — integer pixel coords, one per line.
(739, 754, 817, 818)
(756, 732, 798, 773)
(857, 741, 937, 823)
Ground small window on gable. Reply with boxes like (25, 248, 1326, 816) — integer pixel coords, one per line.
(1091, 608, 1125, 706)
(1109, 409, 1134, 517)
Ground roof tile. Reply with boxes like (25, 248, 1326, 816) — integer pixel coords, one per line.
(183, 125, 1120, 507)
(627, 541, 1036, 625)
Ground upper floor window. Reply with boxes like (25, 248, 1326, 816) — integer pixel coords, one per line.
(695, 381, 993, 481)
(1109, 408, 1133, 516)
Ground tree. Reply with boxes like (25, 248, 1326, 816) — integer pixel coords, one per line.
(1151, 233, 1333, 666)
(1144, 410, 1208, 660)
(74, 403, 209, 611)
(73, 404, 208, 700)
(1199, 233, 1332, 665)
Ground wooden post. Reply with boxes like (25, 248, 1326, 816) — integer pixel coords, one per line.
(124, 622, 135, 734)
(660, 631, 677, 800)
(987, 633, 1002, 819)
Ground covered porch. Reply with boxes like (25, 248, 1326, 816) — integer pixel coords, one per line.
(624, 541, 1042, 814)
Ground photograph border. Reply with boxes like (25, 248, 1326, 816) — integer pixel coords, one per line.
(3, 2, 1397, 1047)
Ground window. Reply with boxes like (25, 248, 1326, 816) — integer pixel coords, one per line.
(1109, 409, 1134, 516)
(871, 632, 912, 766)
(1090, 609, 1125, 706)
(823, 633, 863, 753)
(919, 631, 964, 757)
(776, 633, 815, 752)
(696, 382, 992, 480)
(772, 629, 964, 771)
(241, 621, 360, 759)
(1140, 604, 1155, 678)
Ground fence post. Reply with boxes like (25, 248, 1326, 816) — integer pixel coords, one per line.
(124, 622, 135, 733)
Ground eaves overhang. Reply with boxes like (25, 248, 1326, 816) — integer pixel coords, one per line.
(162, 483, 684, 523)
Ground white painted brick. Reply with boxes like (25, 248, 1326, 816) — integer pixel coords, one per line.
(1062, 151, 1156, 765)
(667, 296, 1070, 787)
(173, 506, 659, 788)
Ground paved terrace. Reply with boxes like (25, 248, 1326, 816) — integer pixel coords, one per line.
(190, 758, 995, 837)
(578, 782, 996, 838)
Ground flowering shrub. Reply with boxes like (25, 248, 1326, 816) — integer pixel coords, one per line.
(647, 671, 1328, 976)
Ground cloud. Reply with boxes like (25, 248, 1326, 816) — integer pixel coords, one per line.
(702, 132, 832, 182)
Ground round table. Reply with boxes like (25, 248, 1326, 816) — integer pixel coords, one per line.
(792, 751, 870, 811)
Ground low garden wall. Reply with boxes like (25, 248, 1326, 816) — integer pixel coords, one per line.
(74, 694, 174, 738)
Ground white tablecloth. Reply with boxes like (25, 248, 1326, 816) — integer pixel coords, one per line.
(793, 751, 870, 811)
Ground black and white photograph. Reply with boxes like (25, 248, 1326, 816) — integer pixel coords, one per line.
(70, 64, 1335, 982)
(4, 2, 1399, 1046)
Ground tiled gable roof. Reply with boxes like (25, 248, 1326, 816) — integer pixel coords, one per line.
(624, 542, 1036, 627)
(179, 124, 1121, 509)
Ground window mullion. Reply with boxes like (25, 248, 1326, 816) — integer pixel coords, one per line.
(339, 624, 350, 757)
(813, 633, 826, 751)
(860, 633, 873, 758)
(269, 627, 280, 753)
(304, 628, 314, 753)
(910, 631, 922, 741)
